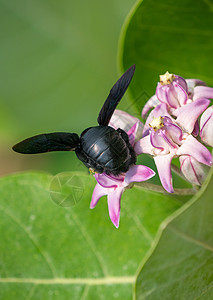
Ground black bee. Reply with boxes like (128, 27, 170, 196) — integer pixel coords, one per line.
(13, 65, 136, 176)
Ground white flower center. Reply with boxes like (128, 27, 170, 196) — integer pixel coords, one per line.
(149, 116, 164, 131)
(159, 71, 175, 85)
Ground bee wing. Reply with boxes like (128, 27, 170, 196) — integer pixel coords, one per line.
(97, 64, 135, 126)
(12, 132, 79, 154)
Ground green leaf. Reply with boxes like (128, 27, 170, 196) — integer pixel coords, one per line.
(135, 168, 213, 299)
(119, 1, 213, 297)
(0, 172, 183, 299)
(119, 0, 213, 114)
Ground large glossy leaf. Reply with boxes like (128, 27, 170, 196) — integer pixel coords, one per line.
(119, 0, 213, 115)
(0, 172, 183, 300)
(119, 1, 213, 298)
(135, 164, 213, 299)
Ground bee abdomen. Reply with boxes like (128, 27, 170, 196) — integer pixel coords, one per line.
(76, 125, 136, 175)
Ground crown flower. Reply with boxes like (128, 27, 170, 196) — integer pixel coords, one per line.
(135, 103, 212, 193)
(91, 71, 213, 224)
(142, 72, 212, 133)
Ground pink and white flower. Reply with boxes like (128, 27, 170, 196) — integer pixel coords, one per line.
(90, 164, 155, 228)
(156, 72, 188, 110)
(90, 111, 155, 228)
(135, 104, 212, 193)
(142, 72, 212, 133)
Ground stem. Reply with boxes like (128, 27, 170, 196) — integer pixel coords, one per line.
(134, 182, 197, 195)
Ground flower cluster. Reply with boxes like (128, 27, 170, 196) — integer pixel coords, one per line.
(138, 72, 212, 192)
(90, 72, 212, 228)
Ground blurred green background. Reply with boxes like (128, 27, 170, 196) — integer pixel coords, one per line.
(0, 0, 136, 176)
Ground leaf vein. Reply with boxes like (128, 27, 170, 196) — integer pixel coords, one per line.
(123, 206, 153, 244)
(24, 285, 37, 300)
(65, 212, 108, 277)
(193, 284, 213, 300)
(140, 255, 212, 295)
(80, 285, 90, 300)
(0, 276, 135, 285)
(169, 225, 213, 252)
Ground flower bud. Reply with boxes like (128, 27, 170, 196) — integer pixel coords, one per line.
(200, 106, 213, 147)
(179, 155, 210, 185)
(156, 72, 188, 109)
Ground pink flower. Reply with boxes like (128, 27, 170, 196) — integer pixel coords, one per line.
(90, 164, 155, 228)
(142, 72, 188, 118)
(172, 98, 210, 134)
(142, 72, 211, 134)
(156, 72, 188, 110)
(156, 72, 213, 113)
(200, 106, 213, 147)
(90, 113, 155, 228)
(135, 104, 212, 193)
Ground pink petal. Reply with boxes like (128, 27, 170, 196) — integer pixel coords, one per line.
(90, 183, 108, 208)
(193, 86, 213, 101)
(186, 79, 206, 90)
(107, 188, 123, 228)
(176, 135, 212, 166)
(179, 155, 209, 186)
(153, 103, 171, 117)
(154, 153, 174, 193)
(174, 98, 210, 133)
(134, 135, 153, 155)
(156, 83, 171, 104)
(94, 173, 124, 188)
(156, 79, 187, 109)
(200, 105, 213, 129)
(174, 75, 188, 92)
(142, 95, 160, 118)
(200, 106, 213, 147)
(109, 109, 143, 139)
(192, 120, 199, 137)
(150, 130, 170, 151)
(164, 122, 183, 145)
(125, 164, 155, 185)
(168, 82, 188, 107)
(158, 129, 177, 150)
(127, 121, 139, 146)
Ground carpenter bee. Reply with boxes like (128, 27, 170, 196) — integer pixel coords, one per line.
(13, 65, 136, 176)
